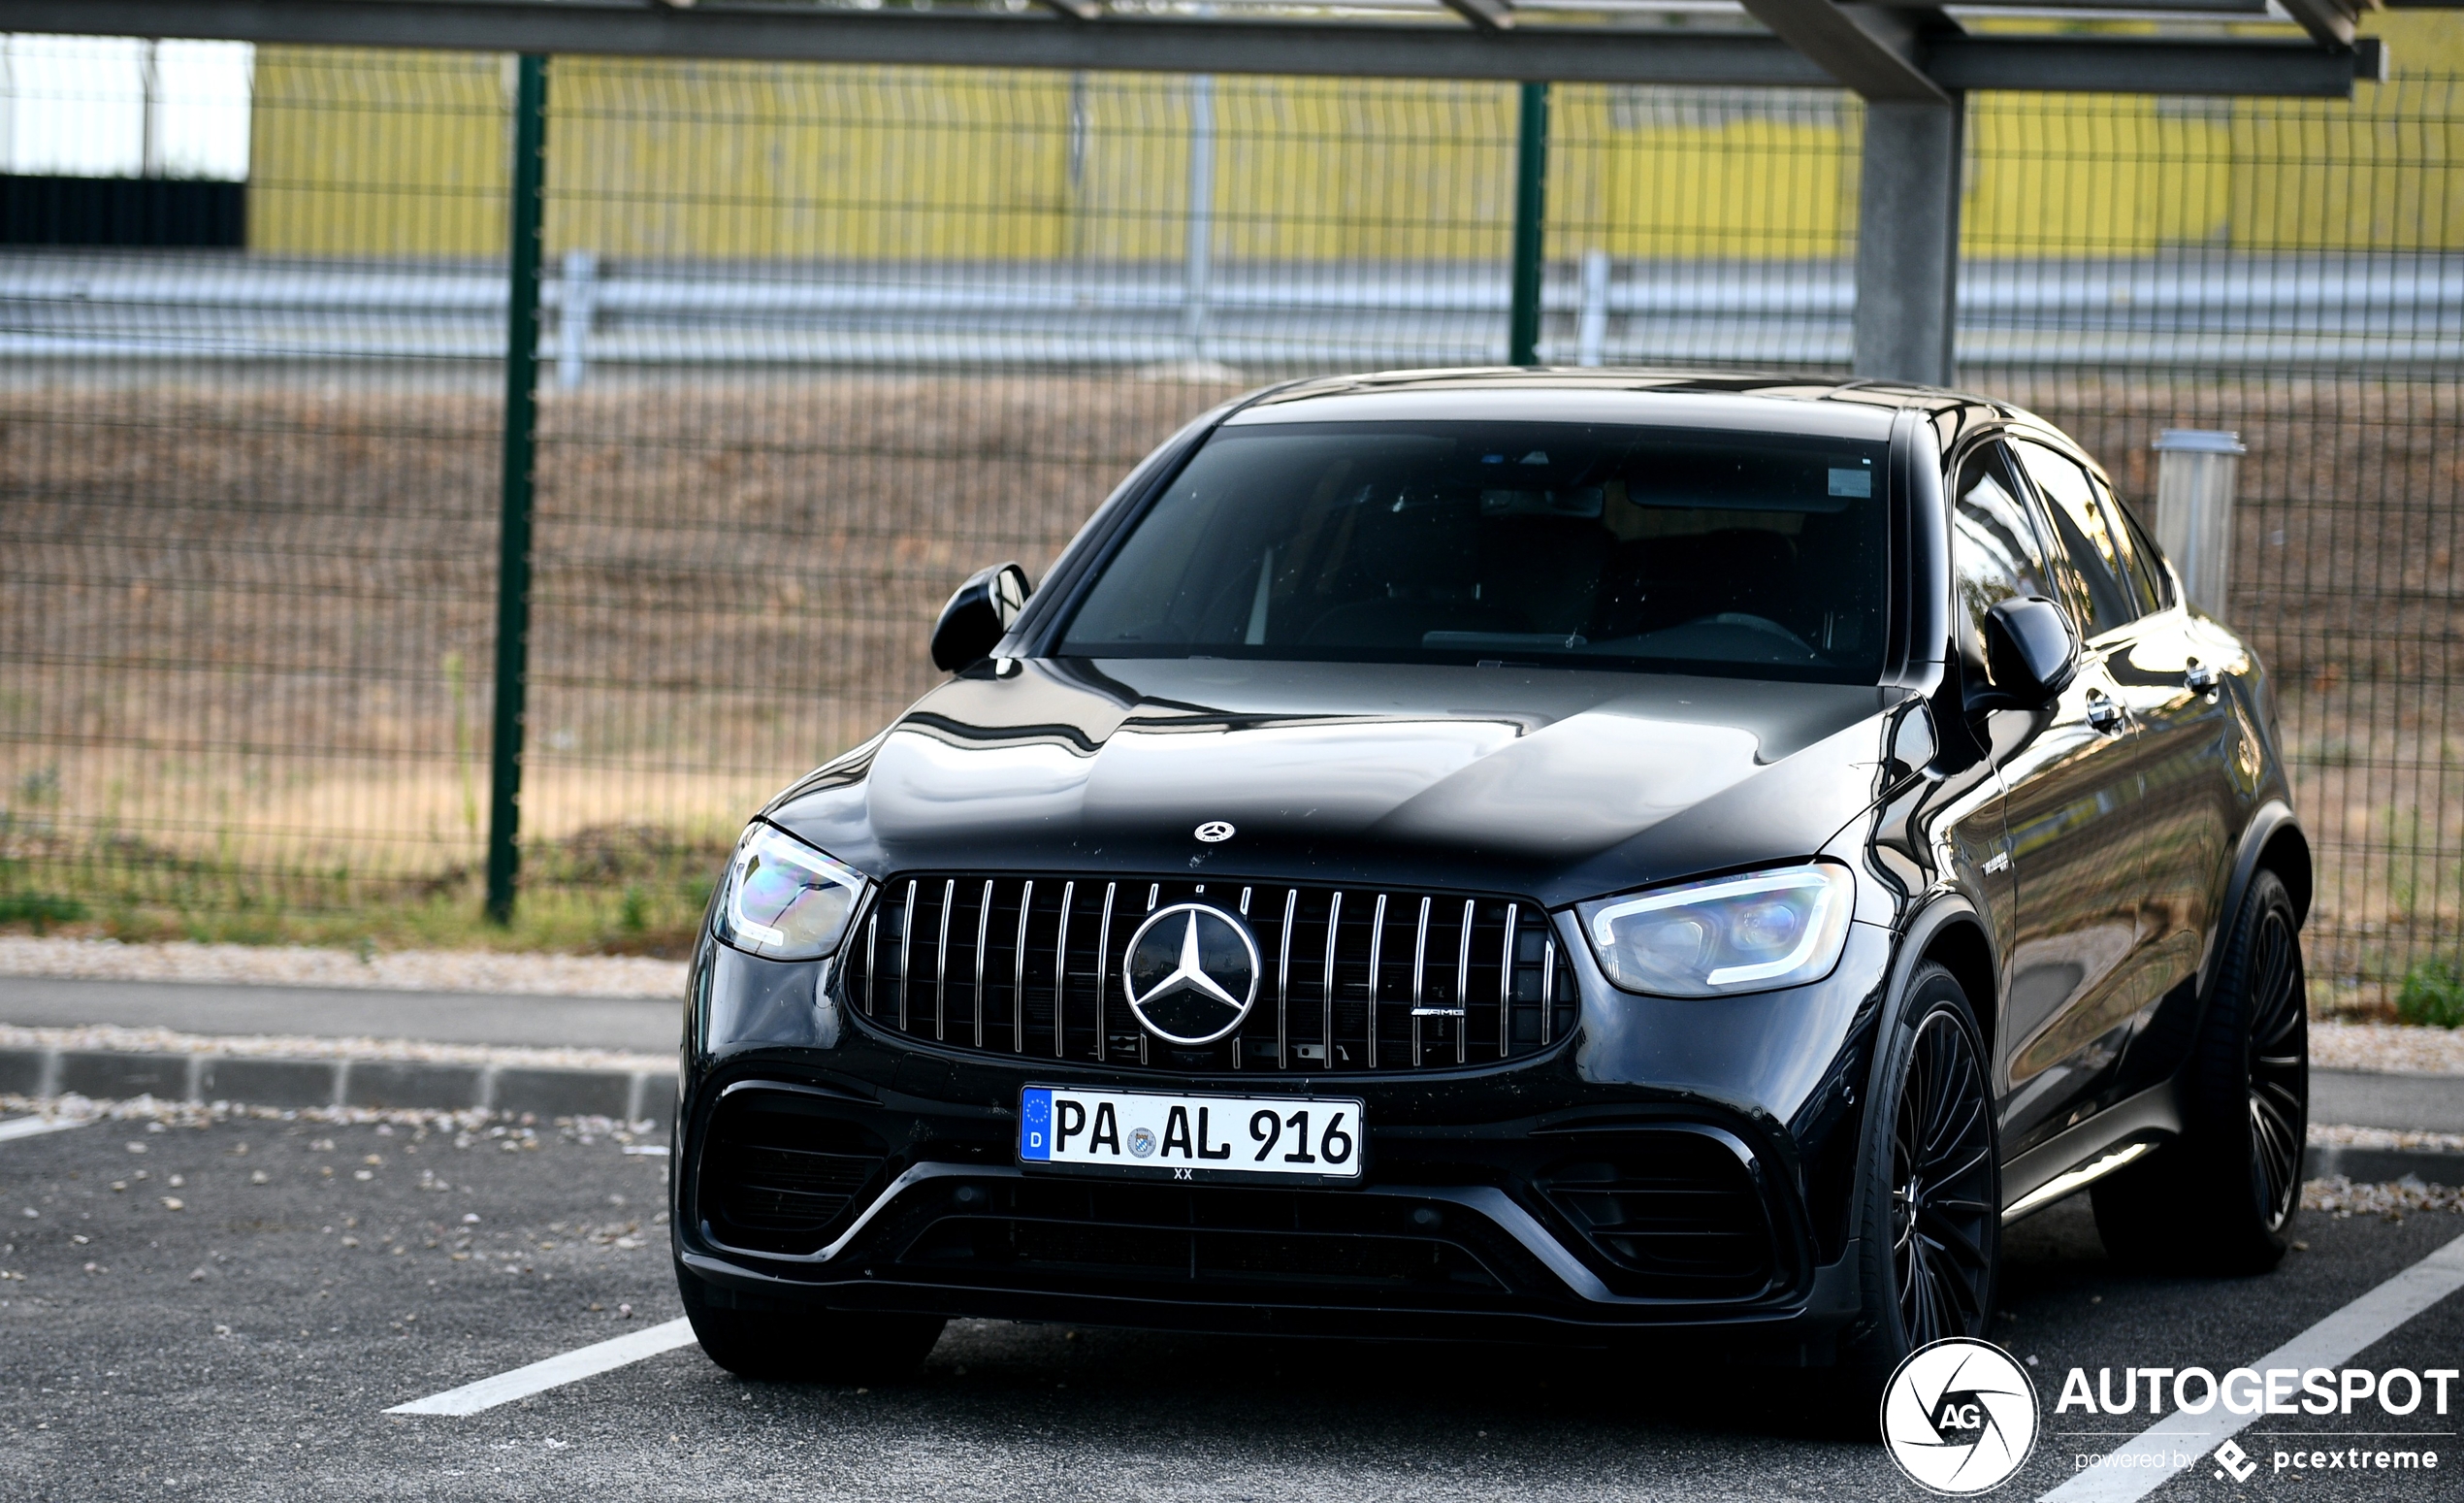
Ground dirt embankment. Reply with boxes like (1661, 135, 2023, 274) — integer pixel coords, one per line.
(3, 370, 2457, 989)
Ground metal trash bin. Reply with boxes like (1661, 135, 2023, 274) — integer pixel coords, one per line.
(2151, 428, 2247, 617)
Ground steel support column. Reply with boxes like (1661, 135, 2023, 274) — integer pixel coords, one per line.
(485, 54, 548, 926)
(1508, 81, 1549, 368)
(1853, 95, 1963, 388)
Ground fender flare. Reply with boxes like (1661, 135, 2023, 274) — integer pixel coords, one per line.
(2200, 800, 2309, 1002)
(1866, 891, 1997, 1085)
(1855, 891, 1999, 1181)
(1828, 891, 1997, 1338)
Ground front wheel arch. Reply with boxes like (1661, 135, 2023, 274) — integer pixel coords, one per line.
(2206, 802, 2309, 1007)
(1836, 960, 2003, 1391)
(1864, 894, 1999, 1109)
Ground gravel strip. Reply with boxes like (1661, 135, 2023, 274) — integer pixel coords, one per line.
(2309, 1123, 2464, 1153)
(0, 937, 685, 998)
(2303, 1175, 2464, 1215)
(2310, 1020, 2464, 1075)
(0, 1093, 662, 1143)
(0, 1023, 667, 1075)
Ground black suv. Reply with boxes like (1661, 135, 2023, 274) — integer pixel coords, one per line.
(671, 371, 2309, 1398)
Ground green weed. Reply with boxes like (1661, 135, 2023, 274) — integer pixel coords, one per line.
(0, 892, 88, 931)
(2396, 959, 2464, 1029)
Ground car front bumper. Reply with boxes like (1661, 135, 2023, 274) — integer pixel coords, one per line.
(670, 921, 1897, 1350)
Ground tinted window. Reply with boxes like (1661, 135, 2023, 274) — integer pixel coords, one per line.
(1060, 420, 1891, 683)
(2095, 477, 2172, 612)
(1951, 442, 2059, 662)
(2013, 438, 2138, 638)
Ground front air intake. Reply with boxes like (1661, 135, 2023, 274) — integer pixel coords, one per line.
(696, 1091, 889, 1256)
(1534, 1132, 1782, 1299)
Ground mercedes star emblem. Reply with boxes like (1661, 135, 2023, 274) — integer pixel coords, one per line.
(1194, 820, 1236, 843)
(1120, 902, 1260, 1047)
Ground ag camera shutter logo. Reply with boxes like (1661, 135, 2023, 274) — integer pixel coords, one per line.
(1882, 1338, 2042, 1494)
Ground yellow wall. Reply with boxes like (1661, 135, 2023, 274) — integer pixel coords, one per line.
(249, 16, 2464, 261)
(250, 50, 509, 256)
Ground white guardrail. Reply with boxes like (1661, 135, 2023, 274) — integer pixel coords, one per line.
(2, 249, 2458, 379)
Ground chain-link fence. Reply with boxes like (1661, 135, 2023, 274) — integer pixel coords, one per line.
(0, 37, 2458, 1010)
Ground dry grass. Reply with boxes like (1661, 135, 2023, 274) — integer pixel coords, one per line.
(3, 368, 2459, 985)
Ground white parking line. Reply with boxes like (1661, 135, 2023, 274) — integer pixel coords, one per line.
(0, 1117, 91, 1144)
(2039, 1230, 2464, 1503)
(385, 1318, 699, 1416)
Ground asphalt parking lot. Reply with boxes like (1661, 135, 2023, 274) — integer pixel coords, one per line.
(1, 1112, 2456, 1503)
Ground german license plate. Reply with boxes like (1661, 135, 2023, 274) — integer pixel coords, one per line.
(1018, 1086, 1365, 1184)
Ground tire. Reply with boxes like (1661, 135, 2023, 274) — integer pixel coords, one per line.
(678, 1266, 946, 1384)
(1833, 964, 2003, 1414)
(2091, 868, 2307, 1275)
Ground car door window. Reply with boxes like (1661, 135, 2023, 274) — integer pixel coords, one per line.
(1951, 441, 2059, 662)
(2095, 477, 2173, 613)
(2013, 439, 2138, 639)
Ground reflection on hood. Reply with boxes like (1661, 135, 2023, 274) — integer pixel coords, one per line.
(771, 657, 1903, 905)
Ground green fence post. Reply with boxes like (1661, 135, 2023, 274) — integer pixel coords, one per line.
(1508, 81, 1550, 368)
(486, 53, 548, 927)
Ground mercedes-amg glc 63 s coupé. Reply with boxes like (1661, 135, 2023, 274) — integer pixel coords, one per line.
(669, 370, 2311, 1410)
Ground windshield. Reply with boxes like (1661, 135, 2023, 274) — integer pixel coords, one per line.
(1058, 419, 1891, 683)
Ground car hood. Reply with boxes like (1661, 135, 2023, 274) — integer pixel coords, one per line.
(767, 657, 1907, 906)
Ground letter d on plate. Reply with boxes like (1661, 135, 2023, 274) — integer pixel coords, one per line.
(1020, 1088, 1053, 1160)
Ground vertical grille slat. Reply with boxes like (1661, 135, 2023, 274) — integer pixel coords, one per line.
(1410, 894, 1430, 1067)
(862, 911, 878, 1018)
(973, 878, 993, 1049)
(1498, 903, 1517, 1059)
(1053, 880, 1074, 1060)
(935, 877, 955, 1043)
(1455, 898, 1474, 1065)
(1319, 891, 1342, 1071)
(1013, 878, 1033, 1054)
(897, 879, 917, 1032)
(1096, 882, 1118, 1064)
(1368, 894, 1389, 1070)
(1276, 888, 1296, 1070)
(1540, 931, 1558, 1047)
(1231, 887, 1253, 1070)
(838, 873, 1571, 1075)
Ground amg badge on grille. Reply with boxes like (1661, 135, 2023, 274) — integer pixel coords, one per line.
(1120, 903, 1260, 1046)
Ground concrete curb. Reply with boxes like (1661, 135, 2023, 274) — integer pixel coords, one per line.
(0, 1045, 676, 1127)
(0, 1039, 2447, 1180)
(2303, 1143, 2464, 1186)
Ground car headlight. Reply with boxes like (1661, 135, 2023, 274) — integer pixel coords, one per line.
(713, 823, 869, 962)
(1578, 862, 1855, 997)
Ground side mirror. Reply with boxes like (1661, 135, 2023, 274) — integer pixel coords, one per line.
(930, 561, 1032, 671)
(1974, 596, 2078, 711)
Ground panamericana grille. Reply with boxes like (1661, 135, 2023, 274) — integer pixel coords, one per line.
(837, 874, 1577, 1072)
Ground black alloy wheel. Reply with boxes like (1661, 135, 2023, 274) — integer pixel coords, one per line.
(1833, 964, 2002, 1418)
(1889, 998, 2001, 1348)
(2092, 867, 2307, 1274)
(2242, 897, 2308, 1232)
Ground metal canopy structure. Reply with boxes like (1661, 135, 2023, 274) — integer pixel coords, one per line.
(0, 1, 2443, 926)
(4, 0, 2397, 96)
(0, 0, 2432, 390)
